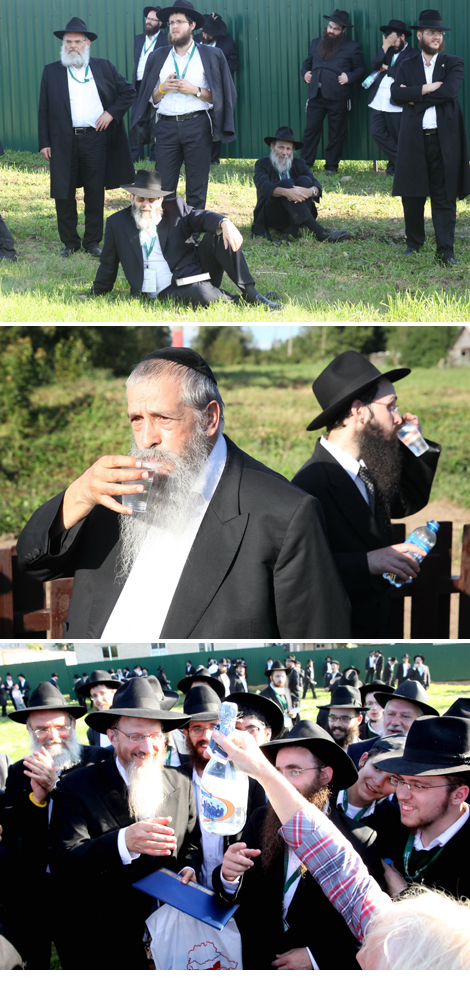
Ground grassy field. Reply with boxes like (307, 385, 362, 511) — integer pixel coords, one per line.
(1, 151, 470, 321)
(1, 360, 469, 536)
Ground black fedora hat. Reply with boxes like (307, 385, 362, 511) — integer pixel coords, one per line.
(9, 681, 87, 724)
(146, 674, 180, 709)
(261, 720, 358, 789)
(81, 669, 120, 696)
(380, 18, 412, 38)
(264, 126, 303, 150)
(54, 17, 97, 41)
(374, 678, 438, 716)
(367, 733, 406, 766)
(360, 681, 395, 706)
(306, 350, 411, 431)
(177, 670, 225, 700)
(225, 691, 285, 740)
(182, 684, 221, 721)
(444, 698, 470, 719)
(140, 345, 217, 385)
(121, 169, 174, 198)
(323, 10, 352, 27)
(201, 12, 227, 36)
(158, 1, 205, 28)
(144, 6, 162, 15)
(339, 668, 363, 689)
(410, 9, 451, 31)
(321, 684, 363, 712)
(377, 716, 470, 776)
(85, 677, 189, 732)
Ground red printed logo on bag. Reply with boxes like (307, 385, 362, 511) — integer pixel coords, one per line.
(187, 941, 239, 970)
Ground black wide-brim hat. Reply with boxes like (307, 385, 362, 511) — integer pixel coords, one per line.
(339, 668, 363, 689)
(444, 697, 470, 719)
(367, 733, 406, 766)
(225, 691, 285, 740)
(377, 716, 470, 776)
(360, 681, 395, 706)
(323, 10, 352, 27)
(306, 350, 411, 431)
(144, 6, 162, 16)
(81, 669, 120, 695)
(141, 345, 217, 385)
(9, 681, 87, 724)
(380, 19, 412, 37)
(201, 13, 227, 36)
(54, 17, 97, 41)
(158, 1, 205, 28)
(374, 678, 439, 716)
(121, 169, 174, 198)
(85, 678, 189, 732)
(264, 125, 303, 150)
(177, 671, 225, 700)
(261, 720, 358, 789)
(146, 674, 180, 709)
(182, 684, 221, 722)
(321, 684, 363, 712)
(410, 9, 451, 31)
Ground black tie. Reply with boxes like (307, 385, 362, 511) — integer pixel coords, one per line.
(358, 464, 376, 516)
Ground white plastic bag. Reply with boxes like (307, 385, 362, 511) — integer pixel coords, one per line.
(146, 903, 242, 970)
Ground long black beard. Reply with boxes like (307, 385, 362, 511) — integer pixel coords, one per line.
(419, 38, 445, 56)
(261, 785, 331, 869)
(317, 29, 345, 61)
(359, 420, 403, 514)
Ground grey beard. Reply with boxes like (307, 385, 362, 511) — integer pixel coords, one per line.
(60, 43, 90, 69)
(27, 729, 82, 772)
(270, 149, 294, 173)
(126, 753, 165, 821)
(131, 201, 164, 233)
(116, 420, 212, 580)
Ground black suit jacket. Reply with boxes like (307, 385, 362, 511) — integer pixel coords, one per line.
(395, 662, 411, 686)
(17, 436, 351, 639)
(292, 436, 441, 638)
(388, 814, 470, 900)
(367, 43, 415, 104)
(91, 198, 225, 295)
(131, 42, 237, 143)
(252, 156, 322, 235)
(38, 59, 135, 199)
(194, 34, 239, 74)
(390, 51, 470, 199)
(132, 30, 169, 87)
(302, 37, 365, 101)
(259, 683, 293, 728)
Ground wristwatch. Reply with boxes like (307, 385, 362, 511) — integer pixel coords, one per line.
(196, 87, 202, 98)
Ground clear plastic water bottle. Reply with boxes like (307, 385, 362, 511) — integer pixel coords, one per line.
(362, 70, 381, 89)
(397, 422, 429, 456)
(383, 521, 440, 587)
(200, 702, 249, 835)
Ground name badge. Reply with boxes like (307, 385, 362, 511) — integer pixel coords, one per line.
(142, 267, 157, 293)
(171, 92, 186, 112)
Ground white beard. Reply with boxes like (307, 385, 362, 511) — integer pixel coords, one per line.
(28, 729, 82, 772)
(126, 753, 165, 821)
(270, 149, 294, 173)
(131, 201, 164, 233)
(60, 43, 90, 69)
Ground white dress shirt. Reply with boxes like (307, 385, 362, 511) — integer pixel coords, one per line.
(369, 46, 407, 113)
(414, 803, 469, 851)
(136, 32, 162, 81)
(422, 52, 438, 129)
(154, 43, 212, 115)
(320, 435, 371, 507)
(67, 64, 104, 127)
(139, 227, 173, 295)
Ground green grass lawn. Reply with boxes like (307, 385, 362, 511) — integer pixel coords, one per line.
(1, 152, 469, 320)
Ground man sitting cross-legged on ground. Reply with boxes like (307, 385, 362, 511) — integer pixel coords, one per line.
(91, 169, 279, 308)
(252, 126, 351, 243)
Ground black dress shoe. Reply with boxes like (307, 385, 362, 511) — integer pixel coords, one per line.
(437, 255, 458, 266)
(243, 284, 282, 309)
(60, 246, 80, 258)
(325, 168, 338, 175)
(404, 247, 420, 256)
(84, 245, 102, 258)
(320, 229, 351, 243)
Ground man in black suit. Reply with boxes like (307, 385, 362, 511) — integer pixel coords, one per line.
(0, 141, 17, 262)
(51, 679, 200, 970)
(390, 9, 470, 265)
(195, 12, 239, 163)
(80, 669, 119, 747)
(395, 652, 411, 685)
(301, 9, 365, 174)
(252, 125, 350, 242)
(408, 653, 431, 688)
(130, 7, 169, 162)
(347, 678, 439, 768)
(131, 1, 236, 208)
(38, 16, 135, 258)
(292, 350, 441, 638)
(229, 661, 248, 695)
(16, 675, 31, 708)
(259, 662, 295, 732)
(17, 346, 350, 639)
(49, 674, 59, 689)
(90, 169, 279, 307)
(366, 19, 414, 177)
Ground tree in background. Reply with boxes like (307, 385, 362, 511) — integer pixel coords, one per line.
(192, 326, 259, 365)
(386, 326, 457, 368)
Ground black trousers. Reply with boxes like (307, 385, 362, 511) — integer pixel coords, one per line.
(0, 214, 16, 259)
(302, 95, 350, 169)
(154, 111, 213, 209)
(262, 177, 326, 237)
(158, 230, 254, 307)
(55, 129, 108, 249)
(369, 109, 402, 167)
(401, 132, 457, 258)
(302, 681, 317, 699)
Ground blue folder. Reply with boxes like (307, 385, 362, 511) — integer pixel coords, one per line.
(132, 867, 239, 931)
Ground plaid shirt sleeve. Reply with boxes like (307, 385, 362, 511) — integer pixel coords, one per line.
(279, 807, 391, 941)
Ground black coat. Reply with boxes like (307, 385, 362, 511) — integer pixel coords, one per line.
(131, 42, 237, 143)
(38, 59, 135, 199)
(388, 814, 470, 900)
(259, 683, 293, 723)
(395, 662, 411, 685)
(132, 30, 169, 87)
(51, 754, 201, 970)
(16, 436, 351, 639)
(390, 51, 470, 199)
(252, 156, 322, 235)
(302, 37, 365, 101)
(194, 33, 240, 74)
(91, 198, 225, 295)
(367, 43, 416, 105)
(292, 436, 441, 638)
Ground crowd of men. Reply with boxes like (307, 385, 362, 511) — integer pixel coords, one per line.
(1, 4, 468, 289)
(0, 657, 468, 970)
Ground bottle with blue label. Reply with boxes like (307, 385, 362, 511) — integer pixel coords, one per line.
(200, 702, 249, 835)
(383, 520, 440, 588)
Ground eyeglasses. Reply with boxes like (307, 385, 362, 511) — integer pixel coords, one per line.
(30, 723, 71, 738)
(328, 716, 354, 726)
(389, 775, 452, 793)
(169, 18, 191, 26)
(370, 401, 400, 414)
(422, 30, 444, 37)
(278, 767, 320, 780)
(188, 725, 218, 738)
(135, 196, 159, 204)
(64, 39, 87, 45)
(113, 728, 164, 743)
(239, 723, 267, 737)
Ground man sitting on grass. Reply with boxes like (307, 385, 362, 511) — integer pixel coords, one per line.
(90, 169, 280, 309)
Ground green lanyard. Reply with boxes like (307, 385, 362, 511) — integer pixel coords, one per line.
(342, 791, 373, 822)
(165, 746, 172, 766)
(172, 42, 196, 79)
(403, 831, 444, 881)
(68, 66, 90, 84)
(144, 35, 157, 55)
(282, 850, 303, 931)
(278, 169, 291, 180)
(272, 687, 288, 712)
(142, 234, 157, 260)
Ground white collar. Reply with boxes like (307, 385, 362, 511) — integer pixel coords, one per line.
(421, 51, 439, 69)
(415, 803, 469, 851)
(320, 435, 365, 477)
(115, 755, 129, 786)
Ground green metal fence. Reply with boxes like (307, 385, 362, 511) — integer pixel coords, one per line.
(1, 1, 468, 158)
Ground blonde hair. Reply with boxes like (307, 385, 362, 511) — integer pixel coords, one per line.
(362, 887, 470, 970)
